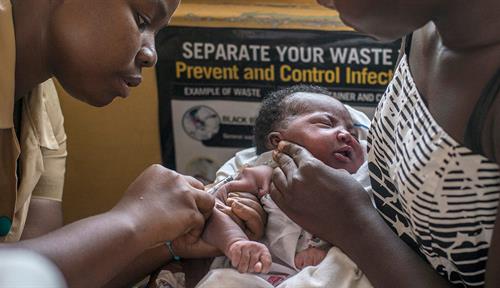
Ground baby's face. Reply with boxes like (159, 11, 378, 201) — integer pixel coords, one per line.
(279, 93, 364, 174)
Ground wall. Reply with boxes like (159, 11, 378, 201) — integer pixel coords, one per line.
(173, 0, 346, 30)
(58, 69, 161, 223)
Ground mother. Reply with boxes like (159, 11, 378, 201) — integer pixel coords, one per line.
(271, 0, 500, 287)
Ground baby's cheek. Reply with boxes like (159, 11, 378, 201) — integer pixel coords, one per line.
(355, 144, 366, 161)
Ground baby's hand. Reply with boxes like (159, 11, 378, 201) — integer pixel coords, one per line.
(227, 240, 272, 274)
(294, 247, 328, 270)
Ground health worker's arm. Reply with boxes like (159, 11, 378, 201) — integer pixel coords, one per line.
(21, 199, 63, 240)
(1, 165, 214, 288)
(102, 238, 219, 288)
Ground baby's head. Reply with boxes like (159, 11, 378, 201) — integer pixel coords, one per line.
(254, 85, 364, 174)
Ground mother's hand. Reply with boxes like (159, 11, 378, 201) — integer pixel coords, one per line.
(270, 141, 373, 247)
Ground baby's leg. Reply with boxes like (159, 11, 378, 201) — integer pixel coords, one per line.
(294, 247, 328, 269)
(228, 240, 272, 274)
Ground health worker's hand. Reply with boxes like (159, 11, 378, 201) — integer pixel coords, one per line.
(270, 141, 373, 248)
(112, 164, 215, 247)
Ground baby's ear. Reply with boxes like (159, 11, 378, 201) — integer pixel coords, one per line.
(266, 132, 283, 149)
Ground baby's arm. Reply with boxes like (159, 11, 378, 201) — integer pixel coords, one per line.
(203, 204, 271, 273)
(202, 199, 248, 255)
(202, 167, 273, 273)
(202, 199, 271, 274)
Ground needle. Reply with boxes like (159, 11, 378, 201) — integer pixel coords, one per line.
(206, 151, 277, 195)
(206, 173, 238, 195)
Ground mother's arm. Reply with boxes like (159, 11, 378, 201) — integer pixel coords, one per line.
(484, 95, 500, 286)
(270, 141, 454, 287)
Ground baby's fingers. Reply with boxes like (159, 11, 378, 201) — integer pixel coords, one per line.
(248, 249, 261, 273)
(230, 246, 242, 268)
(294, 254, 305, 270)
(237, 248, 251, 273)
(260, 253, 272, 274)
(253, 262, 263, 274)
(250, 246, 272, 273)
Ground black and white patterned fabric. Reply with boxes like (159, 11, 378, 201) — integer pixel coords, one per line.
(367, 55, 500, 287)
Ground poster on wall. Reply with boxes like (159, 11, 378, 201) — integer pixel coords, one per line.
(156, 26, 399, 182)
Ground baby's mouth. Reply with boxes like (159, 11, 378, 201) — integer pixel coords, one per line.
(333, 146, 353, 162)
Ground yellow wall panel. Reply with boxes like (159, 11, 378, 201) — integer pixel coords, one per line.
(58, 69, 161, 223)
(172, 0, 348, 30)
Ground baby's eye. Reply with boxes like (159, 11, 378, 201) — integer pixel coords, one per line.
(316, 116, 336, 127)
(135, 13, 149, 32)
(317, 120, 333, 127)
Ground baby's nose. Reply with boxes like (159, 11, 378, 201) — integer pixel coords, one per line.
(337, 130, 352, 143)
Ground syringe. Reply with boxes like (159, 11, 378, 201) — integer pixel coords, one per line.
(206, 172, 239, 195)
(206, 151, 277, 195)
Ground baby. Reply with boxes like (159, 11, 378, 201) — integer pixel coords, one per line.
(200, 85, 370, 286)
